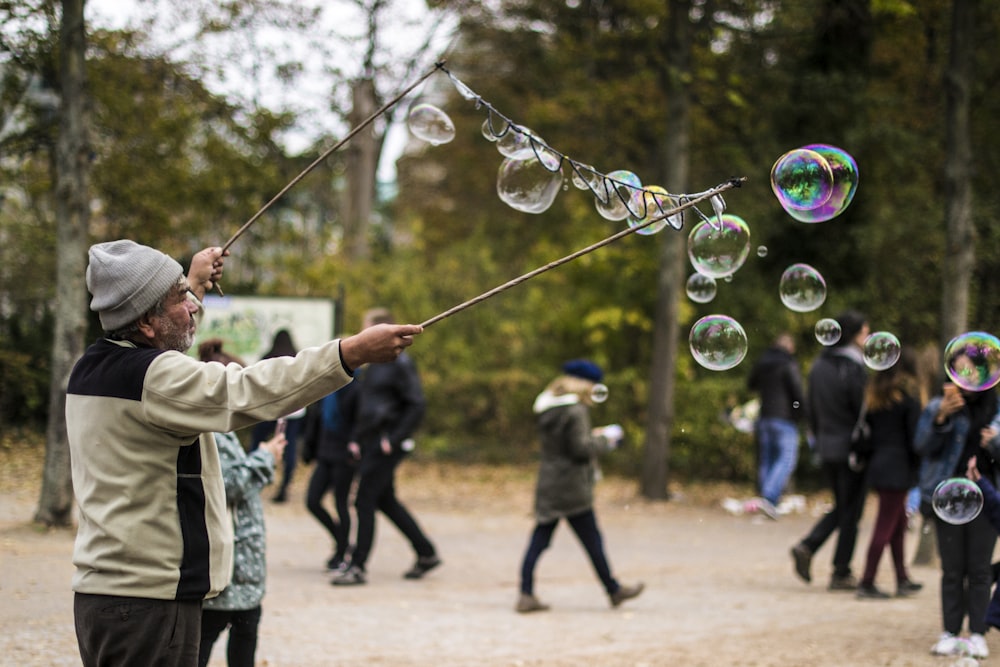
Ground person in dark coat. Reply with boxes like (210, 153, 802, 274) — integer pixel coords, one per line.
(515, 359, 643, 613)
(791, 309, 870, 590)
(302, 380, 359, 572)
(855, 347, 924, 599)
(747, 332, 806, 517)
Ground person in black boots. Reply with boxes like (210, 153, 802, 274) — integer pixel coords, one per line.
(332, 308, 439, 586)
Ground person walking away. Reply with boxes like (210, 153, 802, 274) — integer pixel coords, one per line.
(915, 370, 998, 659)
(790, 310, 870, 590)
(855, 347, 924, 599)
(68, 239, 421, 666)
(251, 329, 305, 503)
(516, 359, 644, 613)
(302, 381, 359, 572)
(747, 332, 806, 519)
(196, 340, 287, 667)
(333, 307, 439, 585)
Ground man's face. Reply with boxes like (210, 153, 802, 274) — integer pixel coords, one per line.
(148, 284, 199, 352)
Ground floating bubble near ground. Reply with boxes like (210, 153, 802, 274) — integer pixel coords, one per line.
(689, 315, 748, 371)
(932, 478, 984, 525)
(784, 144, 859, 223)
(814, 318, 842, 346)
(778, 263, 826, 313)
(406, 103, 456, 145)
(770, 148, 834, 212)
(685, 273, 718, 304)
(496, 157, 563, 214)
(943, 331, 1000, 392)
(687, 214, 751, 279)
(863, 331, 901, 371)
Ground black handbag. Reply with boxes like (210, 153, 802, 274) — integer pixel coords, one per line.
(848, 402, 871, 471)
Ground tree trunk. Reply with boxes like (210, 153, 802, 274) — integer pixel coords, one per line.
(344, 78, 379, 260)
(940, 0, 973, 346)
(640, 0, 692, 500)
(35, 0, 90, 527)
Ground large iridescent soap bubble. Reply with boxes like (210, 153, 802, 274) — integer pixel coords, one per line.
(943, 331, 1000, 392)
(784, 144, 859, 223)
(778, 263, 827, 313)
(406, 104, 455, 145)
(814, 318, 842, 346)
(496, 157, 563, 214)
(863, 331, 901, 371)
(628, 186, 682, 235)
(932, 478, 984, 525)
(687, 214, 751, 279)
(595, 170, 642, 221)
(689, 315, 748, 371)
(686, 273, 717, 304)
(770, 148, 834, 212)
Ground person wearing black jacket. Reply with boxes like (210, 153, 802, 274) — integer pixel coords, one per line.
(748, 333, 805, 518)
(332, 308, 440, 585)
(791, 310, 870, 591)
(302, 380, 359, 573)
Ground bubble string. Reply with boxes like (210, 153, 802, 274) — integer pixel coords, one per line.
(440, 64, 725, 226)
(419, 177, 746, 328)
(212, 61, 448, 295)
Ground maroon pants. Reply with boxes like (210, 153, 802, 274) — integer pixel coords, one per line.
(861, 488, 909, 586)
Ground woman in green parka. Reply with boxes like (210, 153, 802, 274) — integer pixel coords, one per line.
(516, 359, 645, 613)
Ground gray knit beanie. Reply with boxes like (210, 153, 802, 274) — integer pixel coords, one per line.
(86, 240, 184, 331)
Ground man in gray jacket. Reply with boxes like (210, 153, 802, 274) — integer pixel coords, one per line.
(67, 240, 420, 667)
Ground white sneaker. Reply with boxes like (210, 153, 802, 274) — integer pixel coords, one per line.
(968, 633, 989, 658)
(931, 632, 959, 656)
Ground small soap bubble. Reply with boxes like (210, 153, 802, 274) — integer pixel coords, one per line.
(944, 332, 1000, 392)
(496, 157, 563, 214)
(685, 273, 717, 304)
(785, 144, 859, 223)
(595, 170, 642, 221)
(814, 318, 842, 346)
(406, 104, 455, 145)
(687, 214, 751, 279)
(590, 383, 609, 404)
(628, 186, 681, 235)
(863, 331, 902, 371)
(571, 164, 602, 192)
(932, 478, 984, 525)
(689, 315, 748, 371)
(770, 148, 834, 211)
(481, 119, 498, 142)
(778, 263, 827, 313)
(496, 126, 537, 160)
(756, 245, 768, 258)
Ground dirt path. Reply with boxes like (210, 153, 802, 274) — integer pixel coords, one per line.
(0, 460, 971, 666)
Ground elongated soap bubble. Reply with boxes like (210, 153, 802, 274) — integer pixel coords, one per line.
(628, 186, 681, 235)
(863, 331, 901, 371)
(687, 214, 751, 279)
(815, 318, 842, 346)
(686, 273, 717, 304)
(770, 148, 834, 211)
(785, 144, 859, 223)
(496, 157, 563, 214)
(406, 104, 455, 145)
(944, 331, 1000, 392)
(689, 315, 748, 371)
(932, 478, 983, 525)
(778, 263, 827, 313)
(595, 170, 642, 221)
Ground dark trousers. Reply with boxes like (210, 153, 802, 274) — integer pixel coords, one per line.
(519, 509, 619, 596)
(306, 459, 356, 561)
(861, 488, 909, 586)
(198, 606, 262, 667)
(799, 460, 867, 577)
(75, 593, 201, 667)
(351, 454, 435, 570)
(936, 511, 997, 635)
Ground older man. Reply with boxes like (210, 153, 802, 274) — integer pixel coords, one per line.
(67, 240, 420, 667)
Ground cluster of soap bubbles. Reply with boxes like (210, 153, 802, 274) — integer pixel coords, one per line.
(932, 477, 984, 525)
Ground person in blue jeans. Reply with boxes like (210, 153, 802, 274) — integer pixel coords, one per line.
(748, 332, 805, 519)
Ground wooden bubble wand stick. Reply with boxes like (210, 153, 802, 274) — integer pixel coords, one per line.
(213, 61, 447, 295)
(420, 176, 746, 328)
